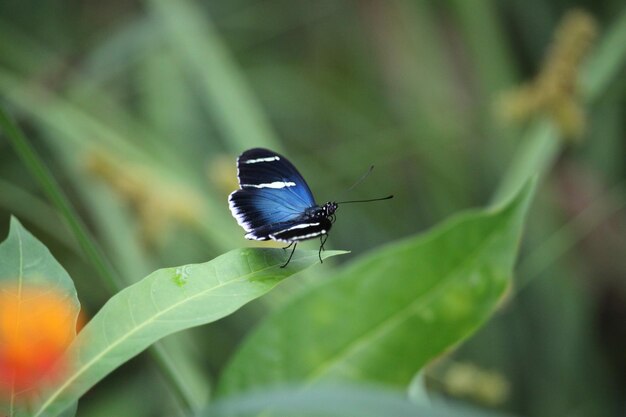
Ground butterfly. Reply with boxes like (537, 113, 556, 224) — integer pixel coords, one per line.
(228, 148, 392, 267)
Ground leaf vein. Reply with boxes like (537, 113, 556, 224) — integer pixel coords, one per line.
(305, 218, 507, 383)
(33, 253, 318, 417)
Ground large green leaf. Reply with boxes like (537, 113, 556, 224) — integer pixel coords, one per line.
(30, 248, 345, 417)
(0, 218, 80, 417)
(217, 182, 535, 395)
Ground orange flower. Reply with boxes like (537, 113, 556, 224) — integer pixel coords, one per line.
(0, 284, 79, 397)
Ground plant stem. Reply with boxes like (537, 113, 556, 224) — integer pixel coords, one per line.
(0, 107, 123, 292)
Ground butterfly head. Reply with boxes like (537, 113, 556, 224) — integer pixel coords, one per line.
(323, 202, 338, 216)
(322, 202, 338, 223)
(307, 202, 337, 223)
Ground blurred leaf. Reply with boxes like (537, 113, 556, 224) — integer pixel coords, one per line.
(447, 0, 517, 96)
(56, 403, 77, 417)
(0, 71, 237, 252)
(491, 120, 560, 205)
(582, 7, 626, 100)
(150, 336, 212, 413)
(31, 248, 346, 417)
(0, 179, 76, 251)
(203, 384, 517, 417)
(0, 217, 80, 416)
(74, 367, 181, 417)
(0, 105, 124, 292)
(218, 181, 535, 395)
(148, 0, 282, 152)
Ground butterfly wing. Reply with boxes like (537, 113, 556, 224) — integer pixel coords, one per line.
(228, 148, 317, 240)
(235, 148, 316, 205)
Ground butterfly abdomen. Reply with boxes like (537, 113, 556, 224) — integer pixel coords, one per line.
(269, 217, 333, 243)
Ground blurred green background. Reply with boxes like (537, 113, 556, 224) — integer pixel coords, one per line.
(0, 0, 624, 416)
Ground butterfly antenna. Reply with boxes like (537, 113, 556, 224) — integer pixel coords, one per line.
(334, 165, 392, 204)
(345, 165, 375, 193)
(337, 195, 393, 204)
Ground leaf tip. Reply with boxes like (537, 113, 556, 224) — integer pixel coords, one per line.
(8, 214, 23, 229)
(3, 215, 26, 244)
(320, 250, 350, 261)
(493, 176, 537, 215)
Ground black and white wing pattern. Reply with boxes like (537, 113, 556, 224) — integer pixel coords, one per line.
(228, 148, 317, 241)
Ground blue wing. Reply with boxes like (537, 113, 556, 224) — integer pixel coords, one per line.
(235, 148, 315, 206)
(228, 148, 317, 240)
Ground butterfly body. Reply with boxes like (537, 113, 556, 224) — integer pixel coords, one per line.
(264, 202, 337, 243)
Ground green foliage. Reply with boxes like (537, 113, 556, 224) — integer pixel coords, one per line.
(30, 248, 345, 417)
(218, 182, 534, 395)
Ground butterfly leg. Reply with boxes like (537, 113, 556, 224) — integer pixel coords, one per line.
(280, 242, 297, 268)
(282, 242, 295, 251)
(318, 234, 329, 263)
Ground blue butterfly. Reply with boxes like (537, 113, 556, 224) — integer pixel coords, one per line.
(228, 148, 392, 267)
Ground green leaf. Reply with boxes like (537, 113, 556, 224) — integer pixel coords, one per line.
(31, 248, 346, 417)
(217, 181, 535, 395)
(0, 217, 80, 298)
(203, 384, 514, 417)
(0, 217, 80, 416)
